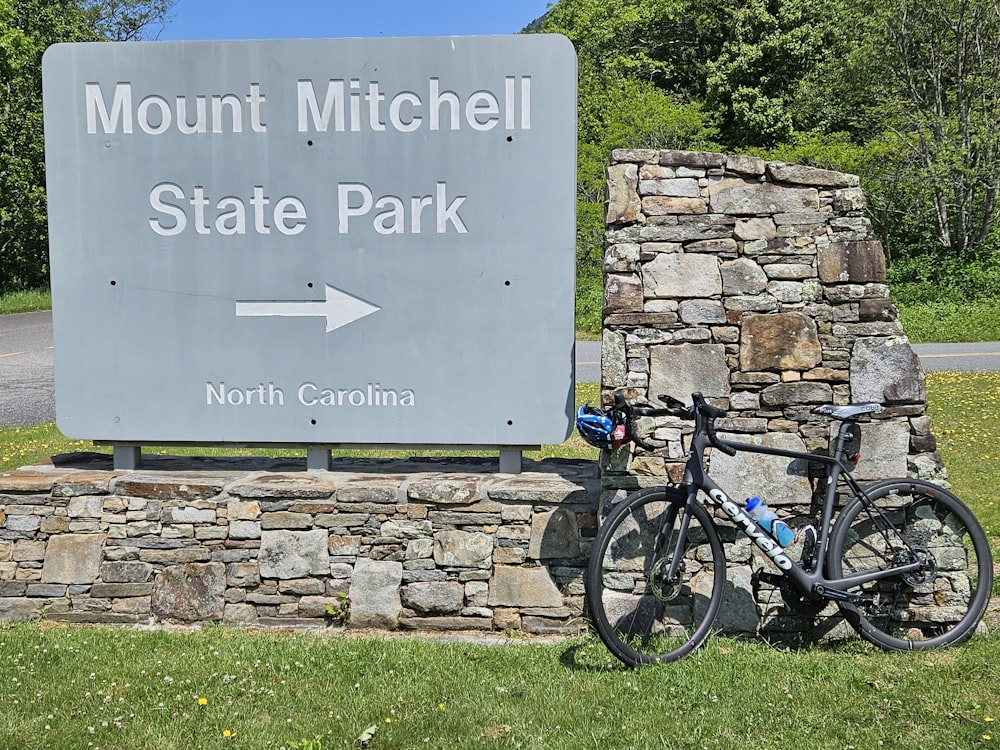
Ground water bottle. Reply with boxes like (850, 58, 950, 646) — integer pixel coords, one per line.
(744, 496, 795, 547)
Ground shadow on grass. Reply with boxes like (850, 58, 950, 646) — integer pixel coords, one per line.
(558, 625, 868, 672)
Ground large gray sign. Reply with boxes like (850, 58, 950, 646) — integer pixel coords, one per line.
(42, 36, 577, 446)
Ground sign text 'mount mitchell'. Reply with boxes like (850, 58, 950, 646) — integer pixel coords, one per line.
(84, 75, 532, 137)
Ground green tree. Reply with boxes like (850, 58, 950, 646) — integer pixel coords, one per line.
(0, 0, 96, 294)
(793, 0, 1000, 264)
(540, 0, 725, 331)
(541, 0, 733, 99)
(0, 0, 173, 294)
(705, 0, 845, 147)
(79, 0, 174, 41)
(869, 0, 1000, 258)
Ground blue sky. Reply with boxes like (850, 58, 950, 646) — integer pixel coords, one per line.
(158, 1, 555, 41)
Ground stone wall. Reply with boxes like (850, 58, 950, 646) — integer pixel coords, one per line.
(0, 151, 951, 641)
(601, 149, 945, 636)
(0, 454, 599, 634)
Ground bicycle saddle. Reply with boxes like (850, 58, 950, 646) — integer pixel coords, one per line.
(811, 403, 883, 420)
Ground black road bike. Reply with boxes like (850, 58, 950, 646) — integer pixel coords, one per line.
(586, 392, 994, 666)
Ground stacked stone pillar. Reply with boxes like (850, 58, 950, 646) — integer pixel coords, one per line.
(601, 149, 945, 636)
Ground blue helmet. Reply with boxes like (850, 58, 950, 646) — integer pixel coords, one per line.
(576, 404, 615, 449)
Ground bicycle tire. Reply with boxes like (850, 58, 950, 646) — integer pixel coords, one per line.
(828, 478, 993, 651)
(586, 486, 725, 666)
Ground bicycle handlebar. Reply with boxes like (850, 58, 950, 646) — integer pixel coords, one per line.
(690, 393, 736, 456)
(610, 391, 737, 456)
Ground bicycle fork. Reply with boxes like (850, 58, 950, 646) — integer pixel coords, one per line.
(649, 502, 685, 602)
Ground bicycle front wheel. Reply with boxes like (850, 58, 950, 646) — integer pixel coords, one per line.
(586, 486, 725, 666)
(828, 479, 993, 651)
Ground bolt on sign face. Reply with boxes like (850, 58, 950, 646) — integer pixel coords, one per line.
(42, 35, 577, 446)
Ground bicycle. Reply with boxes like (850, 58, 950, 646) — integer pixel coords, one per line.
(580, 392, 994, 666)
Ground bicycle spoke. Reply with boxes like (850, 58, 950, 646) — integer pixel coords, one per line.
(586, 488, 724, 665)
(829, 480, 992, 650)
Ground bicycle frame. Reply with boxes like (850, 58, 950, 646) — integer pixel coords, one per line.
(672, 420, 926, 604)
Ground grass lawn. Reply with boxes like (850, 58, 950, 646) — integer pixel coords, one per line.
(898, 299, 1000, 343)
(925, 372, 1000, 538)
(0, 623, 997, 750)
(0, 288, 50, 315)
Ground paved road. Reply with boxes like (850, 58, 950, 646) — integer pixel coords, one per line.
(574, 339, 1000, 384)
(2, 312, 999, 427)
(0, 311, 55, 427)
(908, 341, 1000, 371)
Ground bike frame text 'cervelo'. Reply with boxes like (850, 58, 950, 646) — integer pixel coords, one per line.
(705, 487, 794, 570)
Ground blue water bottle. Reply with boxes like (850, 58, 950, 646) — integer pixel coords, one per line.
(744, 496, 795, 547)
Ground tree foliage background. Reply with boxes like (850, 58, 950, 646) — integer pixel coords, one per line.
(0, 0, 171, 294)
(3, 0, 1000, 326)
(540, 0, 1000, 330)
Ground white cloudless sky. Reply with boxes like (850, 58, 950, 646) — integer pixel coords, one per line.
(158, 1, 555, 41)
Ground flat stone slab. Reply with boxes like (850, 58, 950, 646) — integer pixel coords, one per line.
(228, 472, 337, 499)
(151, 562, 226, 621)
(711, 432, 813, 505)
(111, 473, 231, 501)
(488, 566, 563, 609)
(41, 534, 106, 584)
(350, 558, 403, 629)
(258, 529, 330, 579)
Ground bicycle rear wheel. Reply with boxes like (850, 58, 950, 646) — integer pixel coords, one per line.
(828, 479, 993, 651)
(586, 486, 725, 666)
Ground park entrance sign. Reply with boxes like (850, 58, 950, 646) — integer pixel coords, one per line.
(42, 36, 577, 460)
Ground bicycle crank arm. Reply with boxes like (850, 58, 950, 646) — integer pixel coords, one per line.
(757, 571, 822, 598)
(810, 584, 867, 605)
(758, 571, 870, 606)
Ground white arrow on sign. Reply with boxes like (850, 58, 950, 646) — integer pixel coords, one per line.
(235, 284, 381, 333)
